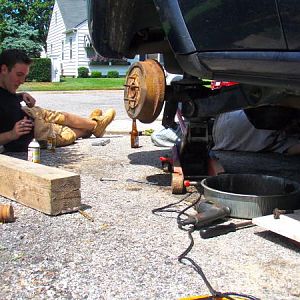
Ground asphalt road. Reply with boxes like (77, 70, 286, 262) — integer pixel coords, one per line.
(0, 91, 299, 300)
(29, 90, 163, 133)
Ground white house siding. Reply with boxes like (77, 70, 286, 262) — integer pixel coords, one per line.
(62, 31, 78, 76)
(46, 1, 66, 76)
(75, 21, 136, 76)
(47, 1, 139, 78)
(76, 22, 90, 74)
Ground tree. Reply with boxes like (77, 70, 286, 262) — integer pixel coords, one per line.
(0, 0, 54, 50)
(0, 19, 42, 57)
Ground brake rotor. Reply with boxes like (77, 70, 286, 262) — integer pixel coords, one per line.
(124, 59, 166, 123)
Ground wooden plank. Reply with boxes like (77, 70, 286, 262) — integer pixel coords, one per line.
(0, 154, 81, 215)
(252, 210, 300, 243)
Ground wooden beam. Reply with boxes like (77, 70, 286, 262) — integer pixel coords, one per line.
(253, 210, 300, 243)
(0, 154, 81, 215)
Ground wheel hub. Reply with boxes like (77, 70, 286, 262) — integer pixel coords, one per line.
(124, 59, 166, 123)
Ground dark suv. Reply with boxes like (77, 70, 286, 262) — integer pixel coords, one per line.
(88, 0, 300, 122)
(88, 0, 300, 191)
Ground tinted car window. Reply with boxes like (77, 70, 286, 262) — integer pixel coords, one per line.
(178, 0, 286, 50)
(278, 0, 300, 50)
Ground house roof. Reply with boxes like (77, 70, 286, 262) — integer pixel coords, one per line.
(57, 0, 88, 30)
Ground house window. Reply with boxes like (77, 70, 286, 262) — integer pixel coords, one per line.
(69, 38, 73, 59)
(51, 44, 53, 54)
(61, 41, 64, 60)
(84, 35, 91, 48)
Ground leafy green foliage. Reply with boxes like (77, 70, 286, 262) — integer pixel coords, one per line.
(0, 0, 54, 50)
(107, 71, 119, 78)
(0, 19, 42, 57)
(27, 58, 51, 82)
(78, 67, 89, 78)
(90, 71, 102, 78)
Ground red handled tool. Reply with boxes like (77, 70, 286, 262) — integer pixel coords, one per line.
(184, 180, 200, 187)
(159, 156, 173, 172)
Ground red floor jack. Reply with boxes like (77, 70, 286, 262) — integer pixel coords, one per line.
(160, 109, 224, 194)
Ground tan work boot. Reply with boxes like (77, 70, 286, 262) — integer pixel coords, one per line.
(89, 108, 103, 119)
(92, 108, 116, 137)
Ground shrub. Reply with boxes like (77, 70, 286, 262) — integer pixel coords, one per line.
(78, 67, 89, 78)
(27, 58, 51, 82)
(107, 70, 119, 78)
(90, 71, 102, 78)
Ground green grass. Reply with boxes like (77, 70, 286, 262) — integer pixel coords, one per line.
(19, 77, 125, 91)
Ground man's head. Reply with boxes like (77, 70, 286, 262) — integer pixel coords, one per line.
(0, 49, 32, 94)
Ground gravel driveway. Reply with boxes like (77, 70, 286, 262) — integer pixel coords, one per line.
(0, 91, 299, 300)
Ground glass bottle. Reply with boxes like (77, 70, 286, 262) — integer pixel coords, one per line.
(0, 204, 14, 223)
(131, 119, 139, 148)
(47, 126, 56, 152)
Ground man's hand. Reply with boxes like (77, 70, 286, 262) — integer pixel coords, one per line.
(0, 117, 34, 146)
(11, 117, 34, 140)
(21, 92, 36, 108)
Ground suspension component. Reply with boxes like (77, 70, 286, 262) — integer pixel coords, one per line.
(124, 59, 166, 123)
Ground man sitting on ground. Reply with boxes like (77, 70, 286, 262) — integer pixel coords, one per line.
(0, 49, 116, 152)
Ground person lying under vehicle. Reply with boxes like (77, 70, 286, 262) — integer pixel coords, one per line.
(212, 109, 300, 155)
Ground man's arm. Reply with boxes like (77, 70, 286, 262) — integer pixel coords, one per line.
(18, 92, 36, 108)
(0, 117, 34, 145)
